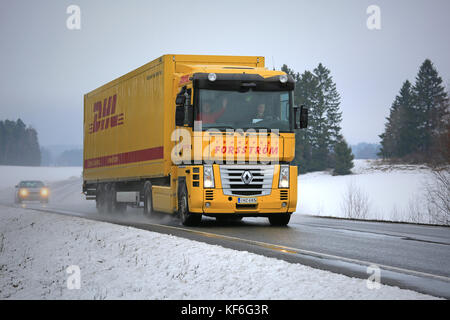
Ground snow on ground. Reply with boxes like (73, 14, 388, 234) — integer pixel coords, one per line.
(295, 159, 447, 225)
(0, 205, 437, 299)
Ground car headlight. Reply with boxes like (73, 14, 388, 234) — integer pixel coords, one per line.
(19, 188, 29, 197)
(278, 165, 289, 188)
(203, 165, 215, 188)
(40, 188, 49, 197)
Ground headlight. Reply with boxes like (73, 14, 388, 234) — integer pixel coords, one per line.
(278, 165, 289, 188)
(19, 189, 29, 197)
(279, 74, 288, 83)
(208, 73, 217, 82)
(40, 188, 49, 197)
(203, 165, 215, 188)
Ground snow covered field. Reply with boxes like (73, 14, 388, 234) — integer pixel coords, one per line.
(295, 160, 448, 225)
(0, 205, 436, 299)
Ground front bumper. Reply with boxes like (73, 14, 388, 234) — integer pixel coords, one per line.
(187, 165, 298, 215)
(198, 189, 293, 216)
(18, 192, 48, 201)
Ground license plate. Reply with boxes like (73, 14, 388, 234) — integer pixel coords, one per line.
(237, 197, 257, 204)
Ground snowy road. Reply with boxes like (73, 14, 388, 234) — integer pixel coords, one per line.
(5, 199, 449, 299)
(1, 169, 449, 299)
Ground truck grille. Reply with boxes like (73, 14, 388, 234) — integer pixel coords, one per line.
(220, 165, 274, 197)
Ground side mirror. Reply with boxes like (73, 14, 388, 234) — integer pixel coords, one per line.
(299, 105, 308, 129)
(176, 94, 186, 106)
(175, 88, 193, 127)
(175, 106, 185, 126)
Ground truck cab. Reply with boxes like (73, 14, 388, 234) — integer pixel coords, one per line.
(171, 63, 308, 226)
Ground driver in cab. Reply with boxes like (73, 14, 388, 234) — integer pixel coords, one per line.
(198, 98, 228, 124)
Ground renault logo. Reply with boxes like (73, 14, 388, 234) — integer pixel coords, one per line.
(241, 171, 253, 185)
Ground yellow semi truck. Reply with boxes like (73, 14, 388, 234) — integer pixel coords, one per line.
(83, 54, 308, 226)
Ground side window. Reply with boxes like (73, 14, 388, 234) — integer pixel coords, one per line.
(280, 93, 289, 121)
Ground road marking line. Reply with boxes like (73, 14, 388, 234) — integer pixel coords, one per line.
(149, 222, 450, 283)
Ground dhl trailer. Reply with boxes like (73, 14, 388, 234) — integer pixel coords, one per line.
(83, 54, 308, 226)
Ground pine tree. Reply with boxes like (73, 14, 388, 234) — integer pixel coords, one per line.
(0, 119, 41, 166)
(396, 80, 418, 157)
(294, 70, 320, 171)
(283, 63, 344, 173)
(379, 80, 417, 159)
(314, 63, 343, 149)
(413, 59, 449, 156)
(307, 64, 343, 171)
(333, 135, 354, 175)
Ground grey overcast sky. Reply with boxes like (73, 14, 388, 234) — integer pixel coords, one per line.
(0, 0, 449, 146)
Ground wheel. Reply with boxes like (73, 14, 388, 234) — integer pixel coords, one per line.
(178, 182, 201, 226)
(115, 203, 127, 213)
(268, 213, 291, 226)
(143, 181, 154, 217)
(96, 185, 107, 214)
(105, 184, 115, 214)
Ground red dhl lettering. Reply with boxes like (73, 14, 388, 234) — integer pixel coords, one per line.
(89, 94, 124, 134)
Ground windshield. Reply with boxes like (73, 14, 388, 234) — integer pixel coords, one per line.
(19, 181, 44, 188)
(196, 89, 292, 131)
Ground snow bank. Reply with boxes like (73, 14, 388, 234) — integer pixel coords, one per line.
(295, 159, 443, 224)
(0, 205, 436, 299)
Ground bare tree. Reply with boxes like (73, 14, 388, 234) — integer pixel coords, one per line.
(341, 181, 370, 220)
(425, 168, 450, 225)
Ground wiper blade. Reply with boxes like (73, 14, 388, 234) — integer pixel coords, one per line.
(203, 125, 235, 130)
(241, 127, 280, 136)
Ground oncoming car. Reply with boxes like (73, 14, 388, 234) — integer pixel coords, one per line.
(15, 180, 50, 204)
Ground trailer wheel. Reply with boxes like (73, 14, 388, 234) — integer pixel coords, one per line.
(143, 181, 154, 217)
(105, 183, 114, 214)
(96, 185, 107, 214)
(178, 183, 201, 226)
(109, 184, 126, 214)
(115, 203, 127, 213)
(268, 213, 291, 226)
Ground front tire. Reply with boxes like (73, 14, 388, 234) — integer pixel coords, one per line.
(268, 213, 291, 226)
(178, 183, 201, 226)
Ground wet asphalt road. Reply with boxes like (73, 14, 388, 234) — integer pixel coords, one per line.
(7, 200, 450, 298)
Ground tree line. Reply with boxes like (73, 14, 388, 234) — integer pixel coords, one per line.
(379, 59, 449, 165)
(0, 119, 41, 166)
(282, 63, 354, 175)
